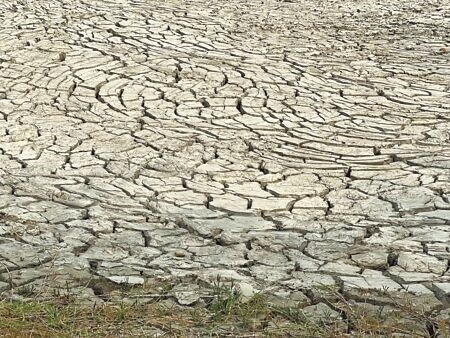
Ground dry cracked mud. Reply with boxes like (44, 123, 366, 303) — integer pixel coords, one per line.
(0, 0, 449, 333)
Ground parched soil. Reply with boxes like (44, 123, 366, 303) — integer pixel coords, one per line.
(0, 0, 449, 336)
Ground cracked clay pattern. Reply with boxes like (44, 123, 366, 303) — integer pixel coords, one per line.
(0, 0, 450, 321)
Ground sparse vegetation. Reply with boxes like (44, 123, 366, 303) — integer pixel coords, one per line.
(1, 282, 448, 337)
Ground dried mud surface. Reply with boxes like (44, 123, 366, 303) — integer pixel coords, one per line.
(0, 0, 449, 329)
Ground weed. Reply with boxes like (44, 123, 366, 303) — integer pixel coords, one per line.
(16, 284, 37, 298)
(0, 283, 447, 337)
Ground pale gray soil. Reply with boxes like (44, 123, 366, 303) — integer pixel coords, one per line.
(0, 0, 449, 331)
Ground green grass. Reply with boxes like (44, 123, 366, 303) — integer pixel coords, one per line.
(0, 299, 299, 337)
(0, 283, 339, 338)
(1, 282, 449, 337)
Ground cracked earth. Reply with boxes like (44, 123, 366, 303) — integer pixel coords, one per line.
(0, 0, 450, 329)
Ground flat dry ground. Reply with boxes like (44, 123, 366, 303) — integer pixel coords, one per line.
(0, 0, 449, 336)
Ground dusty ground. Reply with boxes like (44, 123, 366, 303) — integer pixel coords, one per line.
(0, 0, 449, 335)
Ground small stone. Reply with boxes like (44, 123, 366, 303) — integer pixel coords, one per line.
(174, 250, 186, 257)
(234, 282, 257, 303)
(172, 284, 200, 306)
